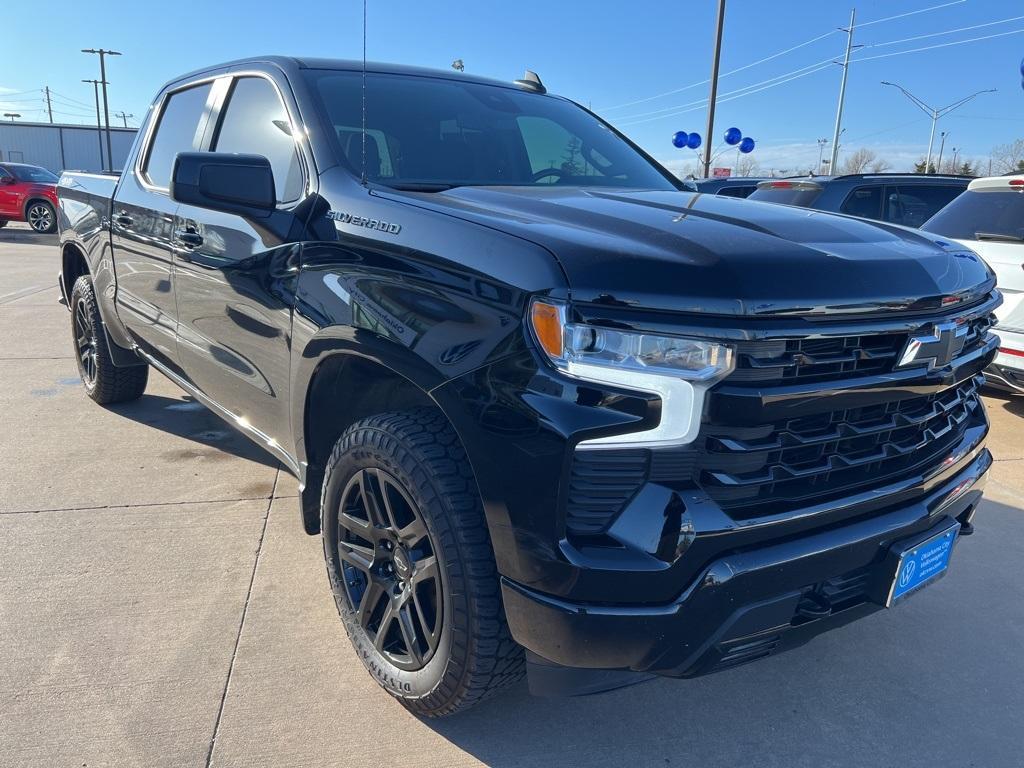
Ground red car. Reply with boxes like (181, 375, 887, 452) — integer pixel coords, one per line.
(0, 162, 60, 234)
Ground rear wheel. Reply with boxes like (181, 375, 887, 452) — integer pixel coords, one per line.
(26, 200, 56, 234)
(70, 275, 148, 404)
(321, 409, 524, 716)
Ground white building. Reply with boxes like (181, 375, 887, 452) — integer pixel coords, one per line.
(0, 120, 137, 174)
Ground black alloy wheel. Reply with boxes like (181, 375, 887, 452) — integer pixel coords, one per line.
(336, 467, 442, 670)
(74, 292, 99, 387)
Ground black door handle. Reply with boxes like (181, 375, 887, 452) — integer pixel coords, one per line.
(114, 213, 133, 227)
(174, 228, 204, 247)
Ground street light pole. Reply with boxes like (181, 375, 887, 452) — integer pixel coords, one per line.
(881, 81, 995, 174)
(829, 9, 856, 174)
(936, 131, 948, 173)
(816, 138, 829, 174)
(82, 79, 105, 171)
(702, 0, 727, 179)
(82, 48, 122, 170)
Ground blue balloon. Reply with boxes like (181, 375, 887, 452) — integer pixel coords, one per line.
(686, 132, 702, 149)
(672, 131, 689, 148)
(724, 127, 742, 146)
(739, 137, 756, 154)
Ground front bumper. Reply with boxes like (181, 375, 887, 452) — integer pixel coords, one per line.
(984, 327, 1024, 393)
(503, 449, 989, 683)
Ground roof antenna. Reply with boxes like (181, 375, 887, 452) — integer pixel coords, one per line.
(361, 0, 367, 186)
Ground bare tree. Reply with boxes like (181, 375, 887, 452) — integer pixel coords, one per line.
(868, 158, 890, 173)
(735, 155, 760, 177)
(990, 139, 1024, 174)
(840, 148, 879, 174)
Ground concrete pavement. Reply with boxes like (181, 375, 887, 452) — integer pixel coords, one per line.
(2, 222, 1023, 767)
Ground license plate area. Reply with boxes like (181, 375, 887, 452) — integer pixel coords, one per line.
(882, 521, 961, 607)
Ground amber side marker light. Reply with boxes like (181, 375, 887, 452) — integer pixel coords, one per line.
(530, 301, 564, 358)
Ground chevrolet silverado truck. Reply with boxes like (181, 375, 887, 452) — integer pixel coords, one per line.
(56, 56, 999, 716)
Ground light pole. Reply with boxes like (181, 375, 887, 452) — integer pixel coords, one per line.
(83, 79, 106, 170)
(936, 132, 948, 173)
(3, 113, 21, 122)
(816, 138, 829, 174)
(702, 0, 727, 179)
(881, 81, 995, 174)
(82, 48, 122, 170)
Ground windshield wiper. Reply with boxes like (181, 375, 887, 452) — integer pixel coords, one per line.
(386, 182, 462, 192)
(975, 231, 1024, 242)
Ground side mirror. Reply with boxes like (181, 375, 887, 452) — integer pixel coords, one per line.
(170, 152, 276, 218)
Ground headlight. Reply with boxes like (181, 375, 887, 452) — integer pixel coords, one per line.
(529, 299, 734, 448)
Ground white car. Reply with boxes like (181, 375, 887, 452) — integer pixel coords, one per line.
(923, 174, 1024, 393)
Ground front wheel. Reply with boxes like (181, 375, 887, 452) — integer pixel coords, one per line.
(26, 200, 56, 234)
(70, 275, 148, 404)
(321, 409, 524, 716)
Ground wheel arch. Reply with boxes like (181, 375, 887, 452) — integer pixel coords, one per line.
(296, 346, 483, 537)
(62, 241, 90, 292)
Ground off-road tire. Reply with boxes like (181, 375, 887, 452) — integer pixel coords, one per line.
(321, 408, 524, 716)
(70, 275, 148, 404)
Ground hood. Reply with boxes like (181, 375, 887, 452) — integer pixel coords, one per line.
(386, 187, 994, 318)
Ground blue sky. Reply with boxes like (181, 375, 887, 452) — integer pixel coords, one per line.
(3, 0, 1022, 175)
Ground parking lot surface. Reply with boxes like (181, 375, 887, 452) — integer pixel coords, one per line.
(2, 222, 1023, 767)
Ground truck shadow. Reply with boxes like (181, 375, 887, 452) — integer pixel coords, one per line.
(105, 392, 279, 468)
(424, 497, 1024, 767)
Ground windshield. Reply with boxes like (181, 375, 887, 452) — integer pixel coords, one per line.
(306, 71, 676, 191)
(922, 188, 1024, 241)
(7, 165, 58, 183)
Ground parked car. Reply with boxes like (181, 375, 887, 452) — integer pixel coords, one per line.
(0, 162, 60, 233)
(923, 174, 1024, 393)
(688, 176, 770, 198)
(748, 173, 970, 228)
(56, 57, 997, 716)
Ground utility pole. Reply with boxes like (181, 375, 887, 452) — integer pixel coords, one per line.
(83, 79, 105, 171)
(816, 138, 829, 174)
(114, 111, 133, 128)
(829, 9, 856, 175)
(936, 131, 948, 173)
(44, 87, 54, 124)
(881, 81, 995, 174)
(82, 48, 122, 171)
(702, 0, 727, 179)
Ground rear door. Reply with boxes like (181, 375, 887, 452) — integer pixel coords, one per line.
(111, 79, 217, 368)
(172, 72, 310, 448)
(0, 166, 18, 217)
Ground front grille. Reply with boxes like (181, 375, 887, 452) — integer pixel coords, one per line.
(730, 313, 995, 384)
(698, 376, 984, 517)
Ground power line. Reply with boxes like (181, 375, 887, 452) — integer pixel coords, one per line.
(854, 27, 1024, 63)
(863, 14, 1024, 49)
(600, 29, 838, 112)
(613, 23, 1018, 128)
(598, 0, 967, 113)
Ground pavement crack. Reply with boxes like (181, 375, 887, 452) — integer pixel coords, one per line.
(205, 466, 280, 768)
(0, 494, 280, 515)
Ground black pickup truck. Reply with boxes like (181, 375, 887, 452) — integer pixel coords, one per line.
(56, 56, 999, 716)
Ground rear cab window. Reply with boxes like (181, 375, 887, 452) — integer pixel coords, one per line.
(748, 182, 823, 207)
(922, 188, 1024, 242)
(142, 82, 214, 189)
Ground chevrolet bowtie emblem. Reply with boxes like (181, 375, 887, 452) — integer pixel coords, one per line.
(897, 321, 968, 370)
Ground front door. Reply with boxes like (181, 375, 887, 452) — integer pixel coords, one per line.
(172, 74, 308, 448)
(111, 81, 215, 369)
